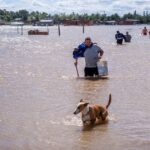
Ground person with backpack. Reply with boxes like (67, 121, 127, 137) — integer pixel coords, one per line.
(115, 31, 125, 45)
(73, 37, 104, 77)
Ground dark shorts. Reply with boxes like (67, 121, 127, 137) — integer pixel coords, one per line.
(117, 39, 123, 44)
(84, 67, 99, 77)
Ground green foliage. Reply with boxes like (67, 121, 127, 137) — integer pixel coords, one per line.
(0, 9, 150, 24)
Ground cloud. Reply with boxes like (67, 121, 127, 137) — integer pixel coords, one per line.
(134, 0, 150, 5)
(0, 0, 150, 15)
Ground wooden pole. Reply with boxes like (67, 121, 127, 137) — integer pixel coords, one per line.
(21, 25, 23, 35)
(58, 23, 61, 36)
(75, 64, 79, 77)
(82, 23, 85, 34)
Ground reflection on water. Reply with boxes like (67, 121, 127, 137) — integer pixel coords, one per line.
(0, 25, 150, 150)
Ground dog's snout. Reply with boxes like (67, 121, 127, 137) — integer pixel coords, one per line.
(74, 107, 80, 115)
(73, 111, 77, 115)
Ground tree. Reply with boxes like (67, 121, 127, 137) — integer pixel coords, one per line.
(18, 10, 29, 22)
(110, 13, 120, 21)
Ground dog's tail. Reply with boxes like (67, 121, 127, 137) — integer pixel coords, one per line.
(106, 94, 111, 109)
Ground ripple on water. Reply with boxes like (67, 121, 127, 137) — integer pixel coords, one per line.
(62, 116, 82, 126)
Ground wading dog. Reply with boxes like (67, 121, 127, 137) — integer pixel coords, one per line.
(74, 94, 111, 126)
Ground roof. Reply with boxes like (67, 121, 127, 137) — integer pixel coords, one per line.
(125, 19, 140, 22)
(10, 22, 24, 26)
(14, 18, 22, 21)
(105, 20, 116, 23)
(40, 19, 53, 23)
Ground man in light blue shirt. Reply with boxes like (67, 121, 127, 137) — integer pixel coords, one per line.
(74, 37, 104, 77)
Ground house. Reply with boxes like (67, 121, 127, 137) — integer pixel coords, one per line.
(14, 18, 22, 21)
(83, 20, 93, 26)
(119, 19, 140, 25)
(36, 19, 54, 26)
(11, 18, 24, 26)
(0, 19, 6, 25)
(104, 20, 117, 25)
(63, 19, 93, 26)
(10, 21, 24, 26)
(63, 19, 80, 25)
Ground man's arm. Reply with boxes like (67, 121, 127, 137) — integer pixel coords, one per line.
(98, 48, 104, 59)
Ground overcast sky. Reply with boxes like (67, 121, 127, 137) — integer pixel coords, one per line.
(0, 0, 150, 15)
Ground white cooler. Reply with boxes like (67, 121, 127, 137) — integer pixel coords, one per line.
(97, 61, 108, 76)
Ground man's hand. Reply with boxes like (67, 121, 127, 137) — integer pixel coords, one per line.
(98, 56, 102, 60)
(99, 49, 104, 60)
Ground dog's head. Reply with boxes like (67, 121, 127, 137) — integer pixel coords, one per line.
(73, 99, 89, 115)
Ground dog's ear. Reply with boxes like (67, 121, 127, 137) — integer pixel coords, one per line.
(80, 99, 84, 102)
(84, 102, 89, 106)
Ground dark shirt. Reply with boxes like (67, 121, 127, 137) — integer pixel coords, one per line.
(115, 33, 125, 40)
(124, 34, 132, 42)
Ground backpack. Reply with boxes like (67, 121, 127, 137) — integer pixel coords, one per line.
(73, 43, 94, 59)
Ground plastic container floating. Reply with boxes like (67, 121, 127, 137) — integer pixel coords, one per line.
(98, 61, 108, 76)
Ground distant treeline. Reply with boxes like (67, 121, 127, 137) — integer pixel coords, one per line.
(0, 9, 150, 24)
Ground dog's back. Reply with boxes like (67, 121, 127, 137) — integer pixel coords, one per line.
(91, 94, 112, 120)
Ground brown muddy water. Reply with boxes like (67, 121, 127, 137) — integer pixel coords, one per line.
(0, 25, 150, 150)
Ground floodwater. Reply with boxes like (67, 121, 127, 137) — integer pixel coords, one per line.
(0, 25, 150, 150)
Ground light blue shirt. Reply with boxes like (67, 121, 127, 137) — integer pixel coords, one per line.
(84, 45, 101, 68)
